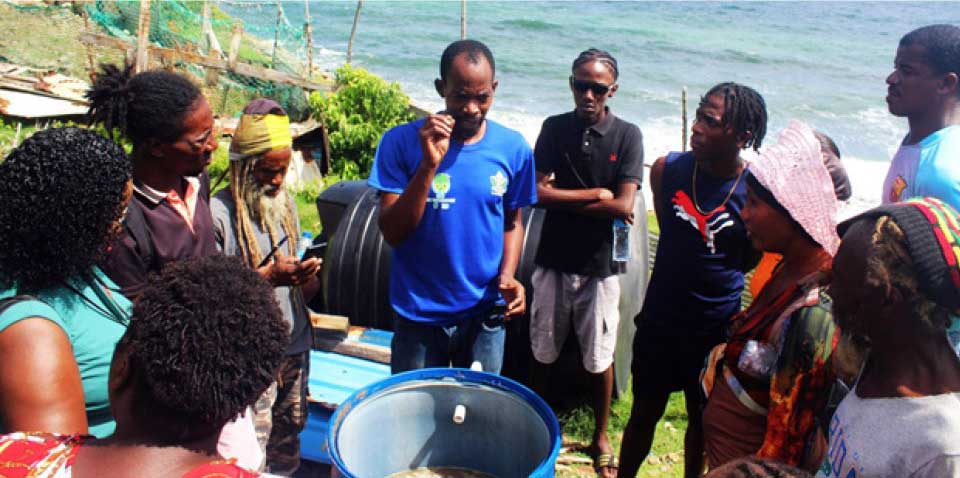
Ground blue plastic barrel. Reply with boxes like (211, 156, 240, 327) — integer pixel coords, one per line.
(328, 368, 561, 478)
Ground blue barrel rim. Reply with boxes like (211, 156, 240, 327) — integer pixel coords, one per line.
(327, 367, 562, 478)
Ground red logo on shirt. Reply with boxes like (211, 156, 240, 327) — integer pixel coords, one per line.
(671, 190, 735, 254)
(609, 153, 617, 162)
(890, 176, 908, 202)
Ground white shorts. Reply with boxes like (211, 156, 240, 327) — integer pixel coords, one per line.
(530, 265, 621, 374)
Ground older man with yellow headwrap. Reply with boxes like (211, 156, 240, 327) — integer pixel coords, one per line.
(211, 98, 320, 475)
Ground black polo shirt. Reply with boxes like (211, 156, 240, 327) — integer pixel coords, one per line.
(534, 110, 644, 277)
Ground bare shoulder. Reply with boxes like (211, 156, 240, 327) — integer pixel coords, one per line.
(650, 155, 668, 187)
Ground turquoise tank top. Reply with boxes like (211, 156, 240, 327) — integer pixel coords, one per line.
(0, 267, 131, 437)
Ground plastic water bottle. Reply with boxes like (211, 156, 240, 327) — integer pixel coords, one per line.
(297, 231, 313, 259)
(612, 218, 630, 263)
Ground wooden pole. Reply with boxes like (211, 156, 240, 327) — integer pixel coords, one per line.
(81, 4, 96, 80)
(347, 0, 363, 64)
(681, 86, 688, 152)
(461, 0, 467, 39)
(228, 23, 243, 70)
(201, 0, 210, 49)
(271, 1, 282, 69)
(202, 0, 220, 86)
(304, 0, 313, 78)
(135, 0, 151, 73)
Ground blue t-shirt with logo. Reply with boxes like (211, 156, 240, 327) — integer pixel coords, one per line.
(368, 118, 537, 325)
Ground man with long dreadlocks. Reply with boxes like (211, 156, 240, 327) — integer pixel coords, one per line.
(211, 99, 320, 475)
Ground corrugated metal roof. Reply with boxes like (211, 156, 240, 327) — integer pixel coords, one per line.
(302, 349, 391, 464)
(307, 349, 390, 407)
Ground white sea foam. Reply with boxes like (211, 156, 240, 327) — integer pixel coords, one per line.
(485, 109, 889, 216)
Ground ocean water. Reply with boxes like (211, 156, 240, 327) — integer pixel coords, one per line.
(227, 1, 959, 215)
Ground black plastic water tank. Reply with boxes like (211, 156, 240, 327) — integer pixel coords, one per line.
(315, 180, 650, 396)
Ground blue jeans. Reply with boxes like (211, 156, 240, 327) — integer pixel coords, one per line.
(391, 308, 506, 375)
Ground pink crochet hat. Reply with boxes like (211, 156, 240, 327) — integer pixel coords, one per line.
(749, 120, 841, 256)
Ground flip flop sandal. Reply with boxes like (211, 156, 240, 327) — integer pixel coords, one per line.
(594, 453, 619, 476)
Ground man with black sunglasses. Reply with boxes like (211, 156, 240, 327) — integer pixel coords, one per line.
(530, 48, 643, 478)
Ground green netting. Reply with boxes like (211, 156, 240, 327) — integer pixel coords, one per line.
(83, 0, 313, 120)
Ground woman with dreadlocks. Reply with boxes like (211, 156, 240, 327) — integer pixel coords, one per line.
(88, 64, 265, 470)
(86, 64, 220, 300)
(818, 198, 960, 478)
(701, 121, 846, 470)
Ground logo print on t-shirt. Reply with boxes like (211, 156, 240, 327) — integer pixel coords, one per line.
(428, 173, 456, 210)
(490, 171, 508, 196)
(890, 176, 908, 203)
(671, 190, 735, 254)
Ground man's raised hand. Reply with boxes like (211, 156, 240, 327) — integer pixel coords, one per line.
(418, 113, 455, 169)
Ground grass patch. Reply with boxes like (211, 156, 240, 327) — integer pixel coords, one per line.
(557, 212, 684, 477)
(647, 210, 660, 236)
(295, 190, 321, 237)
(557, 386, 688, 478)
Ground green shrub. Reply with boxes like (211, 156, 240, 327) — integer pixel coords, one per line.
(309, 64, 416, 180)
(207, 140, 231, 193)
(0, 119, 130, 159)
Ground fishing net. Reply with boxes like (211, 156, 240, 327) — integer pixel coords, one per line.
(83, 0, 313, 120)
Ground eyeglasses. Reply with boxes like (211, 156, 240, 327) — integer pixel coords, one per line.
(179, 129, 217, 153)
(570, 76, 613, 96)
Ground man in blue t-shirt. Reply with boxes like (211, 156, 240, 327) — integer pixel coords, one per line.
(881, 24, 960, 354)
(368, 40, 537, 375)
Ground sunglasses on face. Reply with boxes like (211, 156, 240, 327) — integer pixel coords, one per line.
(569, 76, 613, 96)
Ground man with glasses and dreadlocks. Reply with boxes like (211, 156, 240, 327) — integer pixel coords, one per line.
(619, 83, 767, 478)
(211, 99, 321, 475)
(529, 48, 643, 478)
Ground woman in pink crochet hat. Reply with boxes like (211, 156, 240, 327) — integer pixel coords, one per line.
(701, 120, 844, 471)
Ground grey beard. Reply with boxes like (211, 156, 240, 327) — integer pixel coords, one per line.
(242, 173, 288, 232)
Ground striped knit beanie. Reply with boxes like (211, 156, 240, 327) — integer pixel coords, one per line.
(838, 197, 960, 310)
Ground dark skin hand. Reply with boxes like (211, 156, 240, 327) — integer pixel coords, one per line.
(499, 208, 525, 318)
(0, 318, 88, 434)
(378, 113, 455, 246)
(536, 173, 636, 224)
(257, 255, 321, 288)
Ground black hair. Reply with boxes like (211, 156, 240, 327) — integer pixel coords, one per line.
(572, 48, 619, 80)
(439, 39, 495, 81)
(813, 130, 840, 158)
(813, 130, 852, 201)
(900, 24, 960, 95)
(86, 63, 202, 145)
(703, 82, 768, 151)
(0, 128, 131, 292)
(705, 456, 813, 478)
(746, 172, 818, 247)
(127, 256, 287, 429)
